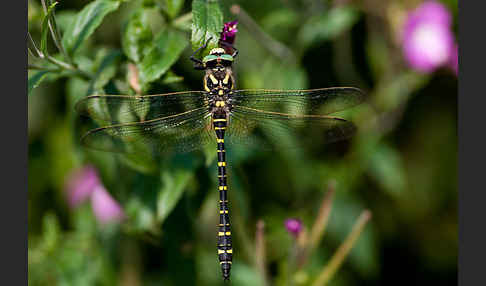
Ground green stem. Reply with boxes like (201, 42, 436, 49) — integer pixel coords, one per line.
(45, 55, 73, 70)
(41, 0, 75, 65)
(47, 56, 93, 80)
(28, 32, 43, 58)
(28, 48, 38, 59)
(28, 64, 61, 73)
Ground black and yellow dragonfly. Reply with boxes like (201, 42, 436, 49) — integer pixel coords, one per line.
(76, 45, 365, 281)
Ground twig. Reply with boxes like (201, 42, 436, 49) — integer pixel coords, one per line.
(28, 32, 43, 58)
(28, 64, 61, 73)
(45, 55, 73, 70)
(230, 5, 297, 65)
(28, 30, 74, 73)
(255, 220, 269, 286)
(28, 47, 38, 59)
(40, 0, 73, 65)
(46, 56, 93, 79)
(297, 182, 336, 268)
(312, 210, 372, 286)
(309, 182, 336, 249)
(28, 1, 92, 80)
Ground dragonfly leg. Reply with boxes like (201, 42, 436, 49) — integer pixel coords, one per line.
(191, 37, 213, 70)
(219, 41, 239, 58)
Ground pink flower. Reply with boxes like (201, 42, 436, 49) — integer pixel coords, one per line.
(91, 185, 125, 224)
(65, 165, 100, 208)
(65, 165, 125, 224)
(402, 1, 457, 73)
(285, 218, 302, 237)
(220, 20, 238, 45)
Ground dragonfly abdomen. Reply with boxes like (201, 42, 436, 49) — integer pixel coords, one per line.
(213, 115, 232, 280)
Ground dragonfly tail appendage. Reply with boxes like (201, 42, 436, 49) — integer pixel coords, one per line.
(214, 115, 233, 281)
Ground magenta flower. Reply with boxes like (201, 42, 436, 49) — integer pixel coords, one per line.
(90, 185, 125, 224)
(285, 218, 302, 237)
(65, 165, 100, 208)
(220, 20, 238, 45)
(402, 1, 457, 73)
(65, 165, 125, 224)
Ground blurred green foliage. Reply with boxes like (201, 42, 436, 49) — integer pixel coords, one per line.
(28, 0, 457, 285)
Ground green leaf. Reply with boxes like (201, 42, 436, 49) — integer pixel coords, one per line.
(40, 1, 58, 55)
(261, 8, 299, 40)
(62, 0, 120, 56)
(374, 71, 428, 111)
(54, 10, 77, 33)
(298, 6, 359, 49)
(163, 0, 185, 19)
(369, 143, 406, 197)
(139, 29, 187, 87)
(28, 71, 50, 96)
(172, 12, 192, 31)
(87, 49, 122, 94)
(231, 262, 266, 286)
(156, 169, 193, 224)
(262, 9, 299, 29)
(191, 0, 223, 54)
(41, 213, 61, 252)
(160, 70, 184, 84)
(203, 142, 217, 167)
(122, 9, 153, 63)
(120, 150, 158, 174)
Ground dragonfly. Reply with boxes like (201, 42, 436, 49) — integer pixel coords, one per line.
(75, 41, 365, 281)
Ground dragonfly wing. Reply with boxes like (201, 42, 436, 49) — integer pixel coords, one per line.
(80, 108, 215, 155)
(229, 87, 365, 116)
(227, 105, 356, 150)
(75, 91, 209, 126)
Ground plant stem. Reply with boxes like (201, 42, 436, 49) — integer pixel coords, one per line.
(45, 55, 73, 70)
(28, 48, 38, 59)
(28, 32, 43, 58)
(41, 0, 74, 65)
(288, 240, 298, 286)
(46, 56, 93, 80)
(311, 210, 372, 286)
(297, 182, 336, 269)
(255, 220, 269, 286)
(309, 182, 336, 250)
(230, 4, 297, 65)
(28, 64, 61, 73)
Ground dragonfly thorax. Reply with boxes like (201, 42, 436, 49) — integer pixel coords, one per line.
(203, 68, 234, 115)
(204, 67, 234, 94)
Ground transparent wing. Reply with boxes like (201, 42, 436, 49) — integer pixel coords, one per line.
(229, 87, 365, 116)
(226, 106, 357, 150)
(75, 91, 209, 126)
(80, 108, 215, 154)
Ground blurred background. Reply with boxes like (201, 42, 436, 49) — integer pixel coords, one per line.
(28, 0, 457, 285)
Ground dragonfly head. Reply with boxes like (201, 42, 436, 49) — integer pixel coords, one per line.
(203, 48, 234, 69)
